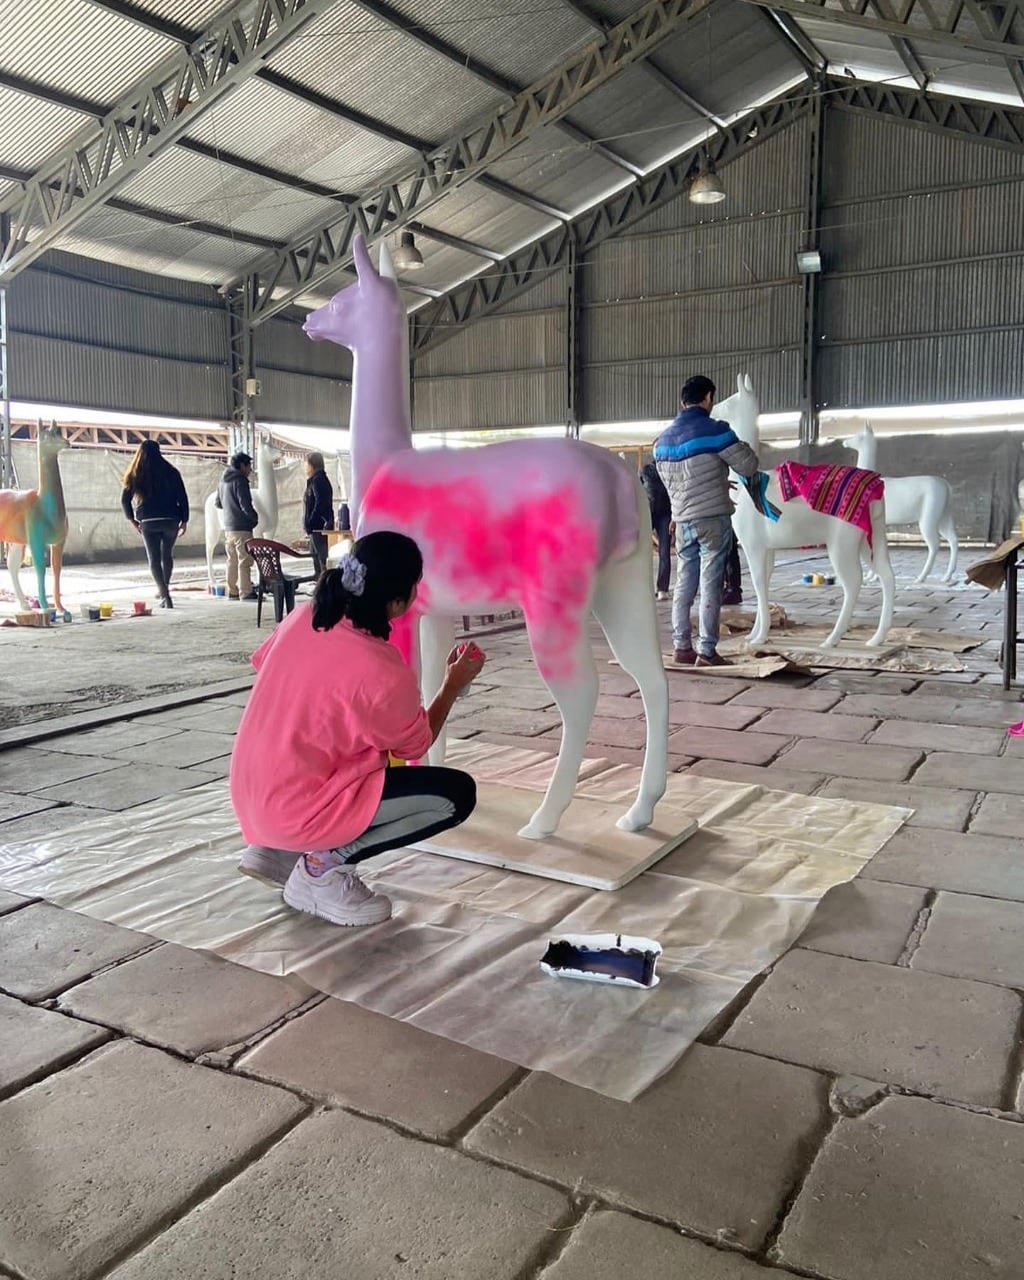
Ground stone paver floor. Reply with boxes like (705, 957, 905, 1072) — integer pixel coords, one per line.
(1, 549, 1022, 1279)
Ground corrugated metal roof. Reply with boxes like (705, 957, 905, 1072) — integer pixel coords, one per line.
(913, 39, 1023, 104)
(0, 87, 87, 167)
(416, 182, 555, 256)
(372, 0, 596, 89)
(793, 14, 912, 84)
(119, 146, 340, 244)
(128, 0, 230, 26)
(0, 0, 177, 105)
(562, 65, 704, 171)
(266, 5, 501, 148)
(485, 125, 625, 215)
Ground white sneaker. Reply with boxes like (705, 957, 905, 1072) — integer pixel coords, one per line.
(656, 590, 669, 601)
(282, 858, 392, 926)
(238, 845, 300, 887)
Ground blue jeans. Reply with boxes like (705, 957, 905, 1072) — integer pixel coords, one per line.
(672, 515, 734, 656)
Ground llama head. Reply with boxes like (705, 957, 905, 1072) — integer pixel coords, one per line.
(303, 234, 405, 349)
(842, 421, 873, 453)
(257, 440, 283, 468)
(716, 373, 759, 446)
(39, 425, 69, 458)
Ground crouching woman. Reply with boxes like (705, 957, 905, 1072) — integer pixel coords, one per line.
(229, 530, 484, 926)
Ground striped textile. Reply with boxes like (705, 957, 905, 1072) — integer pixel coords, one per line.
(777, 461, 884, 547)
(739, 471, 781, 521)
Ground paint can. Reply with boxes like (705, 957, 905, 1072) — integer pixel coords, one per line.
(88, 606, 101, 622)
(99, 602, 113, 619)
(802, 573, 814, 584)
(213, 585, 226, 597)
(132, 601, 147, 615)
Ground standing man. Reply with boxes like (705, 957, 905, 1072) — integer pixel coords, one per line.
(303, 451, 335, 577)
(655, 375, 758, 667)
(639, 457, 673, 600)
(216, 451, 259, 601)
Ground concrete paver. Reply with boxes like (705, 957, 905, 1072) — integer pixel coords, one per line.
(777, 738, 923, 781)
(0, 791, 57, 823)
(464, 1043, 826, 1249)
(862, 827, 1024, 900)
(731, 684, 842, 711)
(686, 759, 826, 793)
(756, 708, 878, 742)
(664, 676, 751, 703)
(798, 880, 927, 963)
(58, 943, 313, 1055)
(108, 728, 235, 768)
(0, 889, 32, 915)
(818, 778, 974, 830)
(911, 891, 1024, 988)
(776, 1096, 1024, 1280)
(839, 692, 1022, 729)
(0, 993, 111, 1097)
(108, 1110, 567, 1280)
(868, 718, 1006, 754)
(542, 1211, 770, 1280)
(0, 804, 105, 842)
(913, 750, 1024, 795)
(40, 721, 183, 756)
(723, 949, 1018, 1106)
(0, 902, 154, 1000)
(666, 700, 765, 730)
(455, 707, 562, 737)
(0, 1040, 306, 1280)
(33, 761, 223, 810)
(667, 726, 791, 765)
(6, 748, 123, 790)
(970, 790, 1024, 837)
(238, 998, 519, 1139)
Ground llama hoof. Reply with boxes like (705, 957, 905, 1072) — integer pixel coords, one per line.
(819, 637, 841, 650)
(748, 630, 769, 646)
(616, 804, 653, 833)
(518, 819, 556, 841)
(865, 636, 886, 649)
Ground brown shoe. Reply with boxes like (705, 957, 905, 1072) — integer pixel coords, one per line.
(673, 647, 698, 665)
(695, 651, 730, 667)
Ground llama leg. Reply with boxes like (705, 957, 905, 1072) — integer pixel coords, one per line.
(592, 551, 668, 833)
(28, 530, 49, 611)
(940, 513, 959, 583)
(420, 613, 455, 767)
(51, 542, 65, 613)
(519, 630, 598, 841)
(822, 530, 862, 648)
(860, 541, 877, 583)
(746, 544, 772, 644)
(7, 543, 29, 611)
(915, 503, 940, 583)
(866, 504, 895, 647)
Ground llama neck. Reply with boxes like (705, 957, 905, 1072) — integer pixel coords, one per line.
(349, 318, 412, 527)
(38, 449, 65, 520)
(856, 438, 877, 470)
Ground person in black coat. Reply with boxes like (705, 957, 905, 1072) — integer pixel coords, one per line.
(640, 458, 673, 599)
(121, 440, 189, 608)
(215, 452, 259, 599)
(303, 452, 335, 577)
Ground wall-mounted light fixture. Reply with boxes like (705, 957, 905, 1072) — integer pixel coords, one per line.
(796, 249, 822, 274)
(689, 152, 726, 205)
(393, 231, 424, 270)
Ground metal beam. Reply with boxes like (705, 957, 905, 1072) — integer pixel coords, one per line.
(411, 83, 812, 356)
(799, 87, 824, 446)
(889, 36, 928, 90)
(755, 7, 826, 75)
(243, 0, 716, 323)
(0, 0, 347, 282)
(828, 74, 1024, 148)
(351, 0, 644, 177)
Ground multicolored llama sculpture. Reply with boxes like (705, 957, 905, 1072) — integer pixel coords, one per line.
(0, 424, 70, 613)
(304, 236, 668, 840)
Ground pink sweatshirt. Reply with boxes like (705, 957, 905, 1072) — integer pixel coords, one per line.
(229, 604, 432, 852)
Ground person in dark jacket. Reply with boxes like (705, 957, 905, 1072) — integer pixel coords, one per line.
(303, 451, 335, 577)
(121, 440, 189, 608)
(654, 375, 758, 667)
(215, 452, 259, 600)
(640, 458, 672, 600)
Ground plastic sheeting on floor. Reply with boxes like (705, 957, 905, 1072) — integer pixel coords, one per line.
(0, 741, 909, 1101)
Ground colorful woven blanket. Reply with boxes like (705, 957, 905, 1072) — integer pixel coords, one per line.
(777, 462, 884, 547)
(739, 471, 781, 521)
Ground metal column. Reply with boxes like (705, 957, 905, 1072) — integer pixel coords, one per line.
(0, 214, 11, 491)
(799, 87, 825, 451)
(566, 231, 583, 440)
(227, 279, 256, 458)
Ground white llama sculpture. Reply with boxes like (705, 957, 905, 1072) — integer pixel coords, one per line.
(843, 424, 959, 584)
(203, 439, 284, 588)
(304, 235, 669, 840)
(719, 375, 895, 648)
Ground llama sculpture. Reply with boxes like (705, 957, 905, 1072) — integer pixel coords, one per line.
(304, 235, 668, 839)
(0, 424, 70, 613)
(843, 424, 958, 584)
(203, 439, 284, 588)
(718, 375, 895, 648)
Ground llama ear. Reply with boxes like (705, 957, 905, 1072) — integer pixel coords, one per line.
(352, 234, 374, 281)
(378, 242, 397, 281)
(744, 374, 753, 393)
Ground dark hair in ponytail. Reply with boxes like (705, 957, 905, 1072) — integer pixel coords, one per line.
(312, 531, 422, 639)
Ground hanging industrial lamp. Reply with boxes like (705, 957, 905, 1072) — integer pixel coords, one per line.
(393, 230, 424, 269)
(689, 151, 726, 205)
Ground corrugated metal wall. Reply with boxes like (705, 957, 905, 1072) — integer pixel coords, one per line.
(412, 271, 567, 431)
(6, 251, 232, 420)
(252, 311, 351, 428)
(818, 109, 1024, 408)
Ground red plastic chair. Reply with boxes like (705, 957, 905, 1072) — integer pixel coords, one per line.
(245, 539, 318, 627)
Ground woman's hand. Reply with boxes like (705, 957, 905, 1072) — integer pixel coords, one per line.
(444, 642, 485, 692)
(179, 522, 188, 536)
(132, 521, 142, 534)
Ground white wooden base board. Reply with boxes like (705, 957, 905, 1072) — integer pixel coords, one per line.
(416, 782, 698, 890)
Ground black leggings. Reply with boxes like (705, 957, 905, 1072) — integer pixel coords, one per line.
(140, 519, 179, 597)
(335, 766, 476, 866)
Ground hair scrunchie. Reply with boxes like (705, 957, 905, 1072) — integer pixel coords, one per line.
(338, 553, 367, 597)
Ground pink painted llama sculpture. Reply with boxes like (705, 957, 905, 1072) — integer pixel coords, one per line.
(304, 236, 668, 839)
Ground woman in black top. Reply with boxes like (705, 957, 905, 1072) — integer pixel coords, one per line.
(302, 451, 335, 577)
(120, 440, 189, 608)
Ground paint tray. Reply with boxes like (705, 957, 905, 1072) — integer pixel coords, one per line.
(540, 933, 662, 989)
